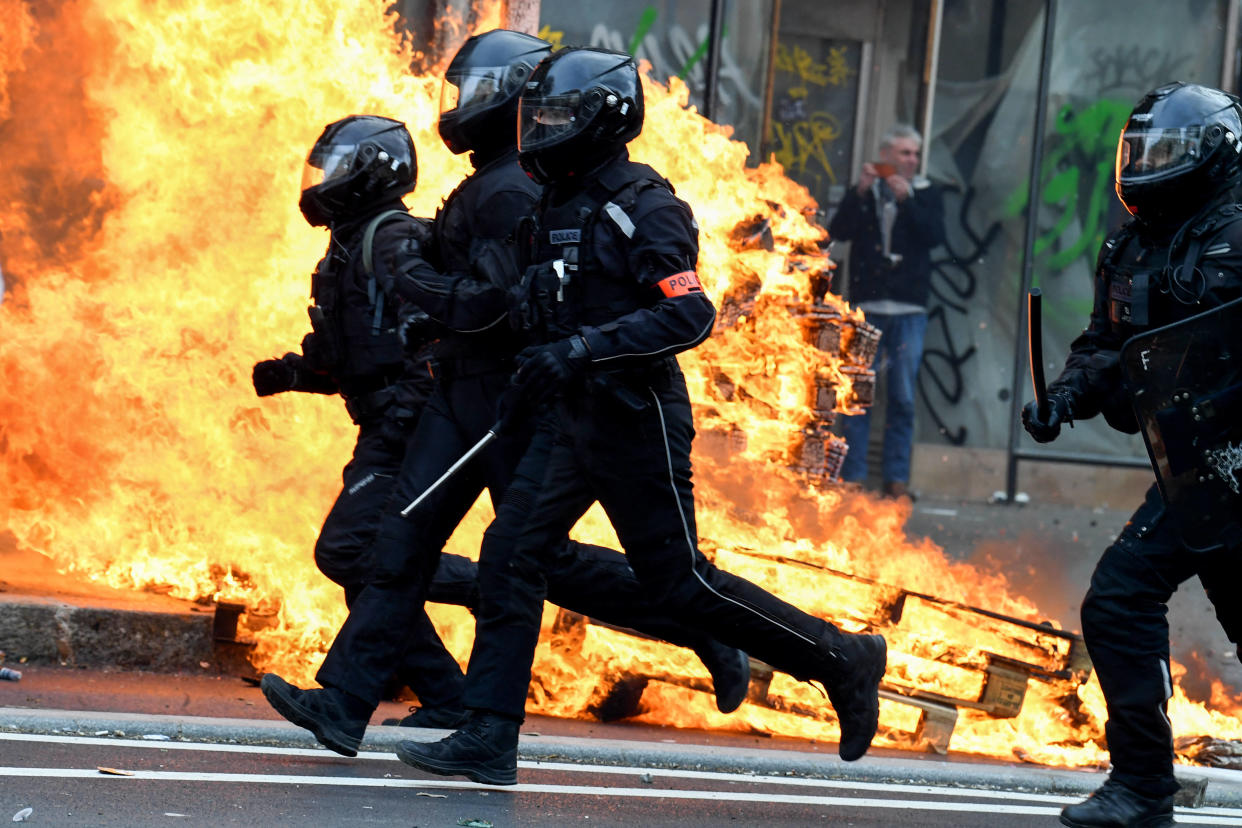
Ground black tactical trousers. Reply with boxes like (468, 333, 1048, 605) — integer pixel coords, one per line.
(465, 372, 844, 720)
(317, 369, 737, 708)
(312, 421, 467, 709)
(1081, 483, 1242, 797)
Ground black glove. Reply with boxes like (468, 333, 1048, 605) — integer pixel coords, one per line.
(515, 336, 590, 402)
(398, 307, 438, 352)
(1021, 393, 1073, 443)
(252, 358, 298, 397)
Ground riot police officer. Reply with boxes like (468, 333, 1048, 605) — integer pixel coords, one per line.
(1023, 82, 1242, 828)
(252, 114, 473, 728)
(259, 32, 752, 759)
(396, 46, 888, 787)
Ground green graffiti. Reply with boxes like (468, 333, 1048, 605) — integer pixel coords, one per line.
(628, 7, 658, 55)
(679, 23, 728, 77)
(1004, 98, 1132, 277)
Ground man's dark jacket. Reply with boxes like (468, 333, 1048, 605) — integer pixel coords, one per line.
(828, 178, 946, 308)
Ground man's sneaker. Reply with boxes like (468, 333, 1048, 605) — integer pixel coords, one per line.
(395, 712, 520, 786)
(381, 705, 471, 729)
(259, 674, 370, 757)
(820, 633, 887, 761)
(693, 640, 752, 714)
(1060, 779, 1175, 827)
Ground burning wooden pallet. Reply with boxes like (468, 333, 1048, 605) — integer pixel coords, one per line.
(547, 549, 1091, 756)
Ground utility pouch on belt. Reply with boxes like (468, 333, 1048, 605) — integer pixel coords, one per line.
(344, 385, 396, 425)
(307, 304, 345, 372)
(511, 260, 563, 336)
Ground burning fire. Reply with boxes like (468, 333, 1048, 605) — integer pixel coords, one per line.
(1, 0, 1239, 771)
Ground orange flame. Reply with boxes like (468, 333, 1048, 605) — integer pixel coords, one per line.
(1, 0, 1238, 770)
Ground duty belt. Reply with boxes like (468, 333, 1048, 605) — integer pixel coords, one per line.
(343, 385, 398, 424)
(433, 355, 516, 380)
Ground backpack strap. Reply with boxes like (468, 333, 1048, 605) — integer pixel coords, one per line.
(362, 209, 423, 336)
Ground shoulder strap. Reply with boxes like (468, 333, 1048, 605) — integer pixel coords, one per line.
(362, 209, 421, 277)
(362, 209, 422, 336)
(587, 164, 670, 243)
(1172, 204, 1242, 307)
(1100, 223, 1136, 271)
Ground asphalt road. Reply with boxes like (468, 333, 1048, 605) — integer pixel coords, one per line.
(8, 730, 1220, 828)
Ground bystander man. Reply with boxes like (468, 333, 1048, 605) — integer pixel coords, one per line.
(828, 124, 945, 498)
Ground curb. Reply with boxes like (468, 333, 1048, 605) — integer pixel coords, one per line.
(5, 707, 1241, 809)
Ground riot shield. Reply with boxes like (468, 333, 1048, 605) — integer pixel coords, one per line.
(1120, 296, 1242, 546)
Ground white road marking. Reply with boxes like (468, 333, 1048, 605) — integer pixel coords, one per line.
(0, 767, 1060, 816)
(4, 732, 1241, 824)
(3, 766, 1242, 823)
(0, 731, 1063, 801)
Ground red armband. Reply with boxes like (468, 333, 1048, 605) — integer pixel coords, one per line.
(658, 271, 704, 298)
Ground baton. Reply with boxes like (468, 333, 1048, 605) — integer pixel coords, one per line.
(400, 425, 499, 516)
(397, 379, 528, 517)
(1027, 288, 1049, 420)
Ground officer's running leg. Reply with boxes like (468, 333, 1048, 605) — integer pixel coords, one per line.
(544, 540, 751, 713)
(312, 423, 467, 725)
(262, 392, 491, 755)
(1064, 485, 1196, 827)
(591, 380, 885, 761)
(1198, 536, 1242, 652)
(313, 425, 399, 600)
(396, 417, 595, 785)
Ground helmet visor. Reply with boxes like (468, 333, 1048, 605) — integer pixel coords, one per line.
(1117, 125, 1202, 182)
(441, 67, 511, 118)
(302, 143, 357, 191)
(518, 93, 581, 152)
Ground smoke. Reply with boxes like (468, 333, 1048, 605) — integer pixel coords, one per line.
(965, 530, 1094, 632)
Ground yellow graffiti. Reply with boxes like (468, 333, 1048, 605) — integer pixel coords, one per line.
(826, 45, 854, 87)
(770, 111, 841, 185)
(774, 43, 828, 98)
(537, 25, 565, 51)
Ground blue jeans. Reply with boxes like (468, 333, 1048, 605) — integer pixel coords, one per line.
(839, 311, 927, 484)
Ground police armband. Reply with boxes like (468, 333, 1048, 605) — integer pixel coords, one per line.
(657, 270, 703, 298)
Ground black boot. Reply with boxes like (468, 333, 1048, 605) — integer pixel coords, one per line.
(1060, 779, 1175, 827)
(693, 640, 752, 714)
(817, 633, 886, 761)
(395, 712, 520, 786)
(382, 705, 471, 729)
(260, 674, 371, 757)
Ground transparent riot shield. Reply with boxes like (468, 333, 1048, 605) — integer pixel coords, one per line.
(1120, 296, 1242, 546)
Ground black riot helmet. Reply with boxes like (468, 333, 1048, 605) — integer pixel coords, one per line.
(517, 47, 644, 184)
(1115, 82, 1242, 226)
(439, 29, 552, 157)
(299, 115, 416, 227)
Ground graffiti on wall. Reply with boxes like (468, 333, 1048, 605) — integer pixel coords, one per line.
(769, 38, 860, 204)
(1002, 98, 1132, 279)
(914, 38, 1200, 451)
(539, 5, 764, 126)
(919, 186, 1001, 445)
(1001, 46, 1190, 286)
